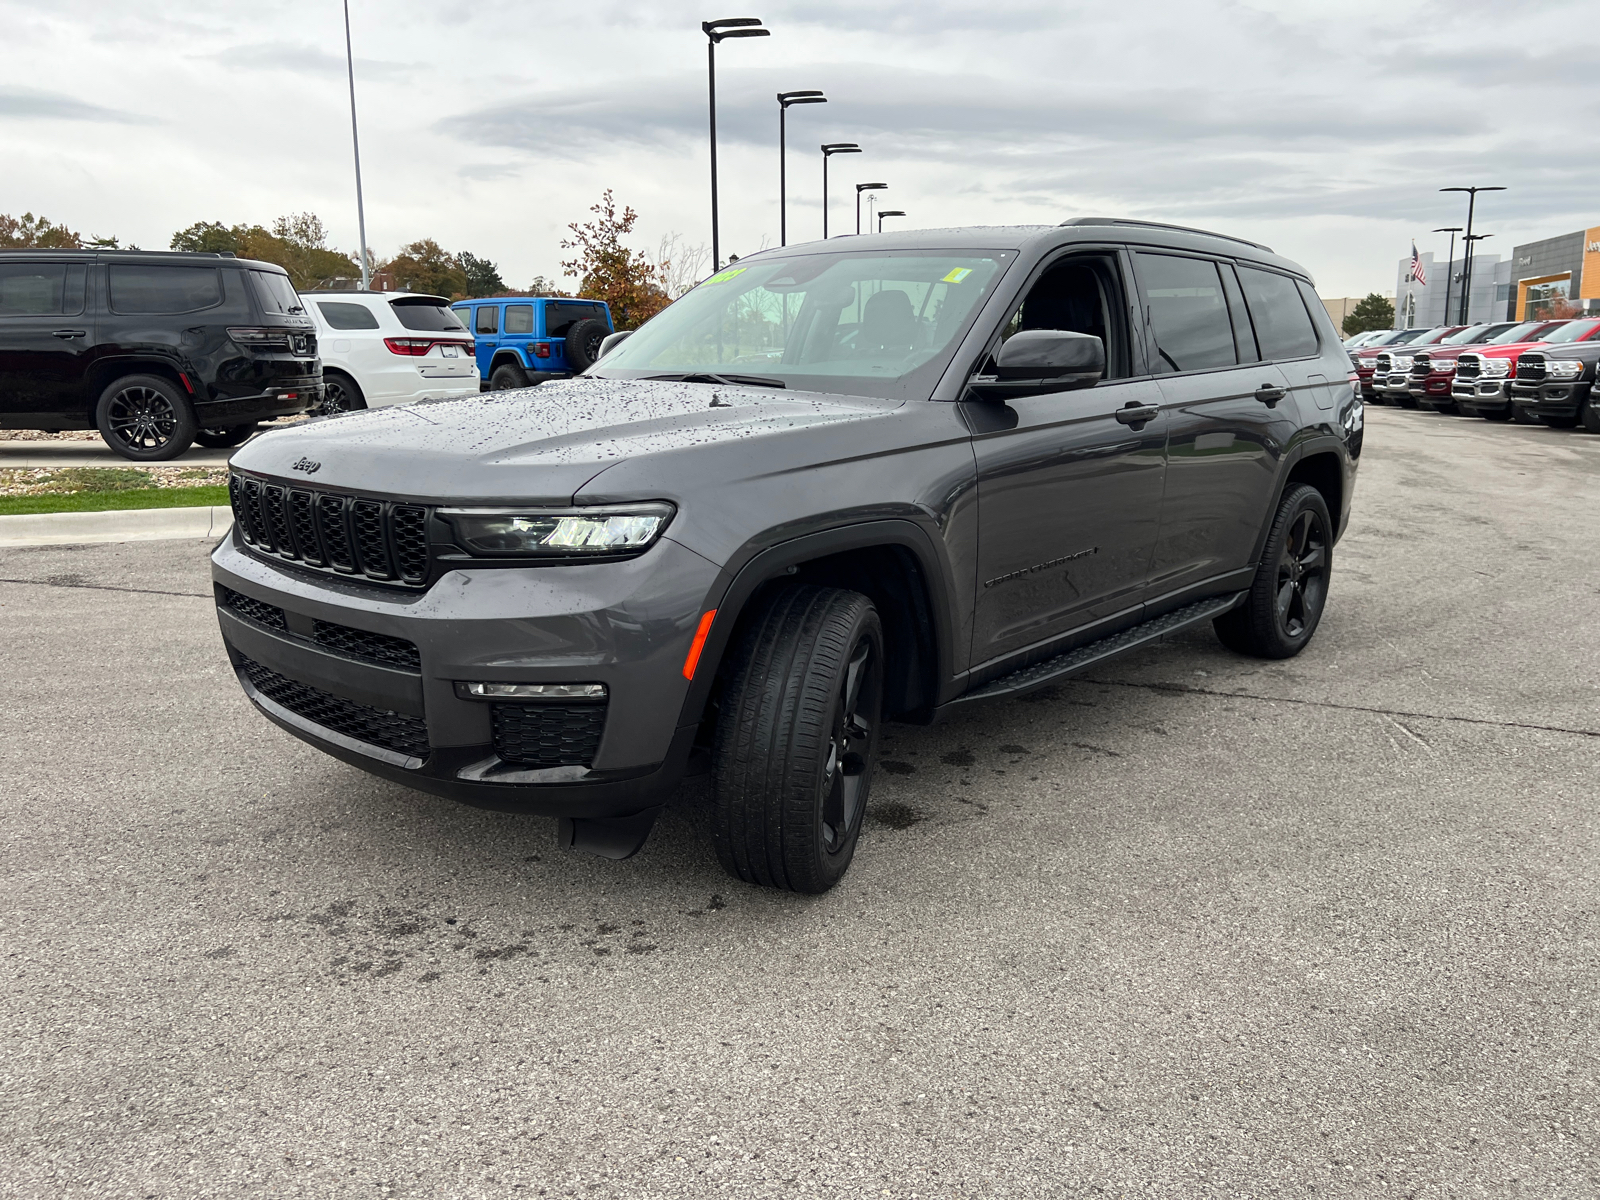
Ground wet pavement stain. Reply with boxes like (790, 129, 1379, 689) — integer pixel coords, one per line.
(868, 802, 925, 830)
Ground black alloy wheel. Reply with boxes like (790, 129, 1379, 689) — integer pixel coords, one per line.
(1213, 483, 1332, 660)
(317, 372, 366, 416)
(711, 585, 885, 893)
(563, 318, 610, 372)
(95, 374, 196, 462)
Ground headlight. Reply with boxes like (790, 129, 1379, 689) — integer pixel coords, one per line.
(1548, 359, 1586, 380)
(441, 503, 674, 558)
(1480, 358, 1512, 377)
(1358, 357, 1378, 369)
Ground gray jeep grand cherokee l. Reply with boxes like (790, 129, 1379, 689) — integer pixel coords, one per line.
(213, 219, 1361, 892)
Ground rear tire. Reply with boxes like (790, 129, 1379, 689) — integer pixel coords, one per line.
(194, 424, 257, 448)
(95, 374, 196, 461)
(318, 372, 366, 415)
(564, 318, 610, 372)
(711, 586, 884, 894)
(1214, 484, 1332, 660)
(489, 363, 530, 390)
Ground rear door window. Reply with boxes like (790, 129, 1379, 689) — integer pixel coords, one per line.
(393, 299, 469, 332)
(0, 262, 85, 315)
(475, 306, 499, 334)
(109, 265, 223, 314)
(1237, 266, 1319, 360)
(316, 301, 381, 330)
(504, 305, 534, 334)
(1136, 253, 1238, 373)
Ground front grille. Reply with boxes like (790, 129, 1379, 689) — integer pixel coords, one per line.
(1457, 354, 1482, 380)
(1411, 355, 1432, 378)
(230, 472, 431, 588)
(1517, 355, 1547, 382)
(217, 585, 286, 630)
(1375, 353, 1392, 373)
(312, 621, 421, 671)
(239, 654, 430, 759)
(491, 702, 606, 767)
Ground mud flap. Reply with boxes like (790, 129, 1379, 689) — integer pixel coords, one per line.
(557, 808, 662, 860)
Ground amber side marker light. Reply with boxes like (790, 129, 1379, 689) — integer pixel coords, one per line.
(683, 610, 717, 680)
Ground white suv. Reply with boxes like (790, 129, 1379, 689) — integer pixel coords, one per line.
(299, 291, 479, 411)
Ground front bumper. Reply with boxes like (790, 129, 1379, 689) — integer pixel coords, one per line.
(1526, 380, 1591, 420)
(210, 533, 722, 816)
(1453, 378, 1510, 414)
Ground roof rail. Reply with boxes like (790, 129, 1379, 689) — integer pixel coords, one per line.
(1060, 217, 1273, 253)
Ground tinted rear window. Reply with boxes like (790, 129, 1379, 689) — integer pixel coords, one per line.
(505, 304, 534, 334)
(317, 301, 381, 330)
(545, 301, 604, 336)
(1138, 253, 1237, 373)
(251, 270, 303, 315)
(474, 306, 498, 334)
(1238, 266, 1318, 360)
(0, 262, 85, 316)
(394, 300, 467, 332)
(109, 265, 223, 314)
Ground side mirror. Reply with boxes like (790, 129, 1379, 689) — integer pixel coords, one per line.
(597, 329, 633, 359)
(969, 329, 1105, 399)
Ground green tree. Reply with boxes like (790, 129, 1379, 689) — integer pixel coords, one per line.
(1342, 292, 1395, 337)
(170, 221, 239, 254)
(560, 190, 671, 329)
(0, 212, 84, 248)
(458, 252, 506, 297)
(381, 239, 469, 297)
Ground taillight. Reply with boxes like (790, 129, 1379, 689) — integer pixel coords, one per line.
(534, 342, 551, 359)
(385, 338, 434, 356)
(229, 327, 291, 349)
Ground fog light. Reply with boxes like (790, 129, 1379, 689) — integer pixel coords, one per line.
(456, 681, 606, 700)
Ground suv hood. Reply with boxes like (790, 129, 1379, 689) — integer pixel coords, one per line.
(230, 376, 905, 503)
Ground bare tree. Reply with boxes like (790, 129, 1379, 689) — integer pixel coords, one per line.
(657, 232, 711, 298)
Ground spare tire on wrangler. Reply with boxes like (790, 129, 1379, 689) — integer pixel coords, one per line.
(564, 318, 610, 372)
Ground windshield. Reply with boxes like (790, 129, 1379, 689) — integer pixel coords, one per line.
(592, 248, 1012, 400)
(1489, 321, 1551, 344)
(1442, 324, 1492, 344)
(1537, 318, 1600, 344)
(1390, 328, 1431, 344)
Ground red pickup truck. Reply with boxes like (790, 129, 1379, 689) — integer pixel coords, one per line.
(1352, 327, 1452, 403)
(1367, 327, 1468, 406)
(1454, 319, 1600, 420)
(1403, 322, 1522, 412)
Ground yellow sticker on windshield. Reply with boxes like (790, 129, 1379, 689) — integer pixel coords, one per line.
(941, 268, 973, 284)
(702, 267, 747, 286)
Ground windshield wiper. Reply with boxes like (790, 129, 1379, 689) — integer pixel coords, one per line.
(643, 372, 786, 389)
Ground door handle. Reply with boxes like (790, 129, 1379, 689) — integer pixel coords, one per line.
(1114, 401, 1160, 427)
(1255, 383, 1287, 407)
(52, 329, 87, 339)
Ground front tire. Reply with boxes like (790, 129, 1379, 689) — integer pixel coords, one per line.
(95, 374, 196, 461)
(1214, 484, 1332, 660)
(711, 586, 884, 894)
(1582, 399, 1600, 434)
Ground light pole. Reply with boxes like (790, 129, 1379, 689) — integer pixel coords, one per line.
(1463, 233, 1492, 321)
(1442, 185, 1505, 324)
(342, 0, 370, 288)
(877, 210, 905, 233)
(1432, 226, 1462, 327)
(777, 91, 825, 247)
(820, 143, 860, 238)
(856, 182, 886, 235)
(703, 17, 770, 272)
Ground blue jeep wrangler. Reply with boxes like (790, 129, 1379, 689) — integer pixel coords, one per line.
(452, 297, 615, 390)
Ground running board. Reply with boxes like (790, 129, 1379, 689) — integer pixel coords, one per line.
(949, 592, 1246, 706)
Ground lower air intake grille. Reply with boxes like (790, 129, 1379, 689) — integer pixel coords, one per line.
(217, 585, 286, 630)
(491, 702, 606, 768)
(312, 620, 421, 671)
(239, 654, 430, 759)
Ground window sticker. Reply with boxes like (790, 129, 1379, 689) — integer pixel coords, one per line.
(940, 267, 973, 284)
(701, 267, 748, 286)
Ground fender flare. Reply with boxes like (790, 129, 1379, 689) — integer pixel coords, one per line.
(489, 349, 531, 374)
(1247, 432, 1350, 564)
(672, 518, 963, 733)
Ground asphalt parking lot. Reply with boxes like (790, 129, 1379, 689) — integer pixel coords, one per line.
(3, 406, 1597, 1199)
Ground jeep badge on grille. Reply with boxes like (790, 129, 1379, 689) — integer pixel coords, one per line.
(291, 457, 321, 474)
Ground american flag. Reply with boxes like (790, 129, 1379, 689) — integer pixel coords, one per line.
(1410, 242, 1427, 285)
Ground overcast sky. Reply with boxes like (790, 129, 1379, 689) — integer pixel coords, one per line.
(3, 0, 1591, 297)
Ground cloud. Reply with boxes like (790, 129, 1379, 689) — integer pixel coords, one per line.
(214, 41, 417, 82)
(0, 87, 153, 124)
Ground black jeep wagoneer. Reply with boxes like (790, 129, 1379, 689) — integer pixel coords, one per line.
(213, 219, 1361, 892)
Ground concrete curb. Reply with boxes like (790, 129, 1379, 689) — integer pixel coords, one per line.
(0, 506, 234, 547)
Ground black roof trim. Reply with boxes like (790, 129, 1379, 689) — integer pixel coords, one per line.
(1060, 217, 1273, 253)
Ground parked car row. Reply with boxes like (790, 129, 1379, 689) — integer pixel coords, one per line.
(1348, 318, 1600, 433)
(0, 246, 616, 460)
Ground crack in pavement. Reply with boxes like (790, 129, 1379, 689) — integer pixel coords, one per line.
(1078, 677, 1600, 740)
(0, 576, 209, 600)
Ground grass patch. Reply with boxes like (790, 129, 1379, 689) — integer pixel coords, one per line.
(0, 486, 229, 516)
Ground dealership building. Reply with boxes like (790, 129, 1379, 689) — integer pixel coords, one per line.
(1393, 225, 1600, 326)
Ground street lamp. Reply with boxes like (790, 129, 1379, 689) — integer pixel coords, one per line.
(1463, 233, 1492, 321)
(1432, 226, 1462, 327)
(820, 143, 860, 239)
(777, 91, 826, 247)
(704, 17, 770, 272)
(342, 0, 370, 288)
(877, 210, 905, 232)
(1441, 186, 1505, 324)
(856, 182, 887, 235)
